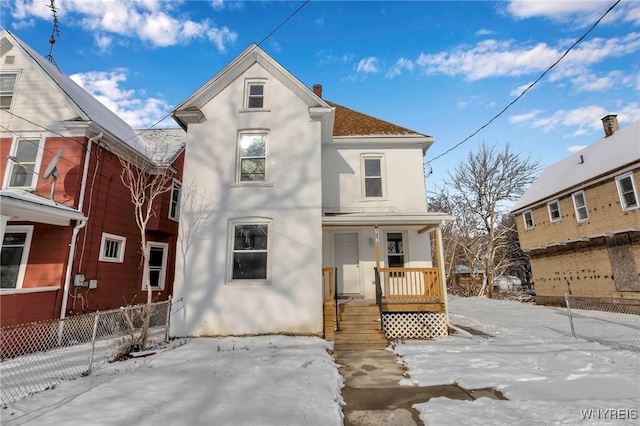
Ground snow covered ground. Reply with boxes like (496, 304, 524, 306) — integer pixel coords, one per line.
(2, 297, 638, 425)
(394, 297, 640, 425)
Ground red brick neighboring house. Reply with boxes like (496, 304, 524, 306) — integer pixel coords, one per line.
(0, 30, 185, 327)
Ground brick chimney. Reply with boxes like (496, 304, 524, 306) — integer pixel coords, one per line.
(313, 84, 322, 98)
(601, 114, 619, 137)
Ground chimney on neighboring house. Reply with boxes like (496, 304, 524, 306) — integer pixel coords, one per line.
(313, 84, 322, 98)
(601, 114, 619, 137)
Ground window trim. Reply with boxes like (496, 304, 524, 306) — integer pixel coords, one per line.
(169, 179, 182, 221)
(1, 225, 34, 291)
(522, 210, 535, 230)
(142, 241, 169, 291)
(386, 231, 406, 268)
(98, 233, 126, 263)
(227, 218, 272, 285)
(361, 154, 386, 199)
(0, 71, 19, 111)
(571, 190, 589, 223)
(3, 137, 45, 190)
(547, 200, 561, 222)
(235, 130, 270, 185)
(615, 172, 639, 211)
(241, 79, 269, 112)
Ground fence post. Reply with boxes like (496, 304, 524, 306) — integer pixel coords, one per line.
(87, 311, 100, 375)
(164, 296, 172, 342)
(565, 293, 576, 338)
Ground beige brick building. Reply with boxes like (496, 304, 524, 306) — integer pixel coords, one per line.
(512, 116, 640, 305)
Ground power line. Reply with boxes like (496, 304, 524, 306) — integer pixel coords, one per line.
(132, 0, 311, 141)
(426, 0, 622, 167)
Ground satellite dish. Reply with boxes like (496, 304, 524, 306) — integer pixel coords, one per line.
(43, 149, 63, 179)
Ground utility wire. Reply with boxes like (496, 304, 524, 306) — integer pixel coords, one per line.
(426, 0, 622, 167)
(131, 0, 310, 141)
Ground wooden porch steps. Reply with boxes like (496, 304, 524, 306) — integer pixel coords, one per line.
(324, 300, 388, 351)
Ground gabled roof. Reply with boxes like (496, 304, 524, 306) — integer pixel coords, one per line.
(1, 29, 146, 156)
(327, 101, 428, 138)
(512, 119, 640, 212)
(172, 44, 332, 129)
(136, 128, 186, 164)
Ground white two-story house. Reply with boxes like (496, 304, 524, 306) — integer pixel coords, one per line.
(170, 45, 453, 347)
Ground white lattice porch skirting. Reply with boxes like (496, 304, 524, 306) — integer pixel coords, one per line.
(382, 312, 448, 339)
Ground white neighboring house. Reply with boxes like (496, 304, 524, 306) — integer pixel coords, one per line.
(170, 45, 453, 338)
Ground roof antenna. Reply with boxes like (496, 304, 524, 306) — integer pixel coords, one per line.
(46, 0, 61, 69)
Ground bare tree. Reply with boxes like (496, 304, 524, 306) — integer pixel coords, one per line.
(119, 144, 174, 351)
(444, 142, 539, 298)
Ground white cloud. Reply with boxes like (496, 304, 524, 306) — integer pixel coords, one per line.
(10, 0, 238, 51)
(509, 109, 543, 124)
(386, 58, 414, 78)
(505, 0, 632, 27)
(567, 145, 587, 153)
(475, 28, 494, 36)
(356, 57, 379, 74)
(70, 69, 172, 128)
(509, 81, 536, 97)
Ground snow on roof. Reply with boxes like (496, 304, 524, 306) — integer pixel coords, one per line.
(135, 128, 186, 164)
(512, 119, 640, 212)
(5, 30, 146, 155)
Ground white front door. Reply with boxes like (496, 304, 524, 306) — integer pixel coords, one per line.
(334, 232, 360, 295)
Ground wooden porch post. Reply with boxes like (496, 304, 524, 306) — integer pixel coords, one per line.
(374, 225, 380, 269)
(435, 222, 450, 322)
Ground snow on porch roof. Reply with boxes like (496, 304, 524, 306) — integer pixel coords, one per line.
(0, 189, 87, 226)
(322, 212, 455, 227)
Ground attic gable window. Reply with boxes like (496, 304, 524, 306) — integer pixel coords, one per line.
(572, 191, 589, 223)
(0, 72, 17, 110)
(244, 80, 267, 110)
(616, 172, 639, 211)
(522, 210, 534, 230)
(547, 200, 561, 222)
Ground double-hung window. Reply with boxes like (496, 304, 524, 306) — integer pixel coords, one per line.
(1, 72, 18, 110)
(237, 131, 268, 182)
(616, 172, 638, 211)
(143, 242, 169, 290)
(6, 138, 44, 189)
(362, 155, 384, 198)
(0, 225, 33, 290)
(572, 191, 589, 222)
(547, 200, 561, 222)
(169, 179, 182, 221)
(386, 232, 405, 267)
(244, 80, 266, 109)
(99, 233, 126, 263)
(230, 220, 270, 282)
(522, 210, 534, 229)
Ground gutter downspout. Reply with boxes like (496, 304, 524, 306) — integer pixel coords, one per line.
(435, 221, 472, 339)
(59, 132, 102, 325)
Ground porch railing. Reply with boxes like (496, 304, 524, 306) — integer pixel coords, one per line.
(377, 267, 443, 303)
(322, 267, 339, 331)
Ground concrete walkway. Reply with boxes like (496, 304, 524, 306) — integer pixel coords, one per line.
(335, 349, 506, 426)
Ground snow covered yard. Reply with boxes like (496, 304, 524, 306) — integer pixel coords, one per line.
(1, 336, 344, 426)
(394, 297, 640, 425)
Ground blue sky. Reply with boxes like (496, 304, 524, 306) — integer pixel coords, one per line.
(1, 0, 639, 190)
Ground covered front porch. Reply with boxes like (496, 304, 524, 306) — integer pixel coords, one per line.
(321, 212, 454, 348)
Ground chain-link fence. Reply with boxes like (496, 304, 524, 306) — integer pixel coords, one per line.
(0, 299, 172, 404)
(565, 294, 640, 352)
